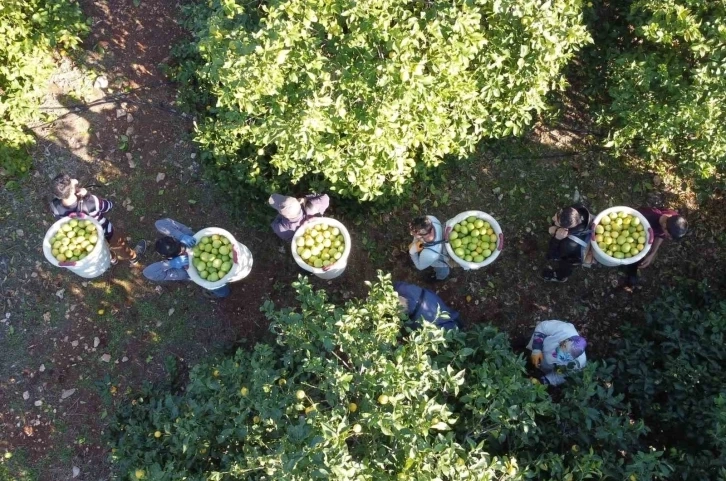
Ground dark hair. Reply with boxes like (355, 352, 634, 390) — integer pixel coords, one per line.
(156, 236, 183, 258)
(409, 216, 432, 235)
(557, 207, 582, 229)
(666, 215, 688, 240)
(51, 173, 73, 199)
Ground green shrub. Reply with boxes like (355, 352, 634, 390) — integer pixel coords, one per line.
(610, 283, 726, 478)
(0, 0, 87, 178)
(110, 274, 673, 480)
(176, 0, 590, 201)
(587, 0, 726, 180)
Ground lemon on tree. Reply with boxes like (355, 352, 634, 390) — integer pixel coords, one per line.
(190, 234, 236, 281)
(450, 215, 497, 263)
(49, 219, 100, 262)
(296, 223, 345, 268)
(594, 211, 647, 260)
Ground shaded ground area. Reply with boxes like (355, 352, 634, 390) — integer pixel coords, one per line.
(1, 0, 725, 479)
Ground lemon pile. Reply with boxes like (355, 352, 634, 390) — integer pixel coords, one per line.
(594, 211, 647, 259)
(449, 216, 498, 263)
(49, 219, 99, 262)
(192, 234, 235, 282)
(295, 223, 345, 268)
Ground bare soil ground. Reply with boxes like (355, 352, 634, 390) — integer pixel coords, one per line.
(1, 0, 725, 479)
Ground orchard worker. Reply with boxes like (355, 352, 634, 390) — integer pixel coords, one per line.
(625, 206, 688, 288)
(408, 216, 452, 282)
(394, 281, 459, 330)
(527, 320, 587, 386)
(50, 172, 147, 266)
(268, 193, 330, 241)
(542, 205, 594, 283)
(142, 219, 251, 298)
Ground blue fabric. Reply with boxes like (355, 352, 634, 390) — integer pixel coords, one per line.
(393, 281, 459, 330)
(208, 284, 230, 298)
(434, 264, 450, 280)
(169, 255, 189, 269)
(180, 235, 197, 247)
(142, 261, 190, 282)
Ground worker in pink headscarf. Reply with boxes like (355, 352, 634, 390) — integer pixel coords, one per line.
(268, 193, 330, 241)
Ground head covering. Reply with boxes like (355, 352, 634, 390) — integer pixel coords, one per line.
(565, 336, 587, 358)
(269, 194, 303, 220)
(303, 198, 324, 216)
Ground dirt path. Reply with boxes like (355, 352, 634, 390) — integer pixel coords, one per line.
(0, 0, 279, 478)
(1, 0, 725, 479)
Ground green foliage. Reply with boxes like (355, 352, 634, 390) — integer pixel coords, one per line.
(110, 274, 674, 480)
(611, 283, 726, 478)
(0, 0, 87, 178)
(176, 0, 590, 201)
(588, 0, 726, 179)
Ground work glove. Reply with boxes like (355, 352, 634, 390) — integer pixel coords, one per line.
(169, 255, 189, 269)
(530, 351, 543, 368)
(180, 235, 197, 247)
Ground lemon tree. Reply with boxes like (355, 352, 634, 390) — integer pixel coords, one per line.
(0, 0, 87, 178)
(109, 274, 676, 480)
(589, 0, 726, 181)
(177, 0, 590, 201)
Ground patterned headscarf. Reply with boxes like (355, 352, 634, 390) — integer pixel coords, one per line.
(268, 194, 303, 220)
(554, 336, 587, 363)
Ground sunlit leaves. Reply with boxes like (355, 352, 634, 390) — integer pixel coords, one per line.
(186, 0, 590, 200)
(0, 0, 87, 177)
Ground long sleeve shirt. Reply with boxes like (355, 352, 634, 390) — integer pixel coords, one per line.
(527, 320, 587, 386)
(142, 219, 193, 282)
(409, 216, 449, 271)
(546, 205, 591, 263)
(637, 207, 678, 240)
(50, 195, 114, 239)
(394, 281, 459, 329)
(271, 194, 330, 241)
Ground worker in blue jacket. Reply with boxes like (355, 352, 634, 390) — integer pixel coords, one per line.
(394, 281, 459, 330)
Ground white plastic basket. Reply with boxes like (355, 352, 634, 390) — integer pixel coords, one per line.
(43, 215, 111, 279)
(291, 217, 351, 279)
(187, 227, 253, 289)
(590, 206, 654, 267)
(445, 211, 504, 270)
